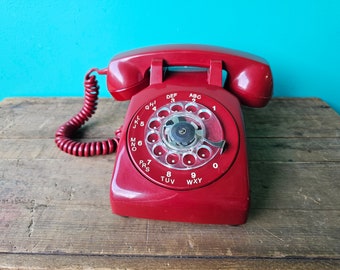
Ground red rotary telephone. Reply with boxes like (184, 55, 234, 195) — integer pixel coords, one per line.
(55, 45, 273, 225)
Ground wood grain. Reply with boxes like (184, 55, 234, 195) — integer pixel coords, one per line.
(0, 98, 339, 269)
(0, 254, 339, 270)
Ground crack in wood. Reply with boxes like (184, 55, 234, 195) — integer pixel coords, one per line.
(26, 199, 48, 238)
(27, 200, 36, 237)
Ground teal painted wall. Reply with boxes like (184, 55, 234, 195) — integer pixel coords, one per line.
(1, 0, 339, 112)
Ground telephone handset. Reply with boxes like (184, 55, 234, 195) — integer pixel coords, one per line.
(55, 45, 273, 224)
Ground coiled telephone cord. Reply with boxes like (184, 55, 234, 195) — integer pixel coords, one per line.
(55, 69, 120, 156)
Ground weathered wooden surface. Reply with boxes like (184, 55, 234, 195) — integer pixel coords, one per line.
(0, 98, 339, 269)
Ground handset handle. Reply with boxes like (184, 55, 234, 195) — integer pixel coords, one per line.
(106, 45, 273, 107)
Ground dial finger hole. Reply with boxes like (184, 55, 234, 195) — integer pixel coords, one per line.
(147, 132, 159, 143)
(170, 103, 184, 112)
(183, 153, 196, 166)
(198, 109, 212, 120)
(157, 108, 170, 118)
(166, 153, 180, 165)
(149, 119, 161, 130)
(185, 103, 198, 113)
(197, 146, 212, 159)
(153, 145, 166, 157)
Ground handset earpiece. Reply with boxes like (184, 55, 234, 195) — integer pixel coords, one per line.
(225, 61, 273, 107)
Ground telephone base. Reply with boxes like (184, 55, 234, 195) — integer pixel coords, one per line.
(109, 70, 251, 225)
(110, 181, 249, 225)
(110, 141, 249, 225)
(111, 203, 248, 225)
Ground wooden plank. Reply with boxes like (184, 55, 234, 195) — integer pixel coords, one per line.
(0, 137, 339, 163)
(243, 98, 340, 138)
(249, 162, 340, 210)
(247, 138, 340, 162)
(0, 98, 339, 269)
(1, 98, 339, 140)
(1, 159, 339, 210)
(1, 254, 339, 270)
(0, 202, 339, 258)
(0, 98, 128, 140)
(1, 138, 340, 162)
(1, 159, 339, 257)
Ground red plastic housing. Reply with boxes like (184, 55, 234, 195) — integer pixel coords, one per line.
(108, 45, 273, 224)
(111, 72, 249, 224)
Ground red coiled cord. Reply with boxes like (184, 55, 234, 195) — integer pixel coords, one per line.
(55, 68, 120, 156)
